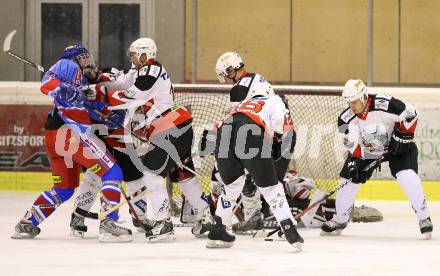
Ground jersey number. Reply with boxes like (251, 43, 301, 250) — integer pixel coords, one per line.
(237, 100, 265, 113)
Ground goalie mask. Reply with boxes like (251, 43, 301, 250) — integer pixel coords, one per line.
(342, 79, 368, 105)
(215, 52, 244, 83)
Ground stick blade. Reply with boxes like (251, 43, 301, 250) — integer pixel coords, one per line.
(3, 30, 16, 52)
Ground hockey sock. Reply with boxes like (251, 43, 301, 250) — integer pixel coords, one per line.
(333, 178, 361, 224)
(177, 176, 209, 220)
(215, 175, 246, 226)
(396, 169, 430, 220)
(143, 174, 171, 221)
(26, 187, 74, 226)
(100, 164, 123, 221)
(125, 177, 148, 220)
(74, 171, 100, 213)
(259, 183, 295, 223)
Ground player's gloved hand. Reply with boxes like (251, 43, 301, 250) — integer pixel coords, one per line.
(97, 68, 123, 82)
(83, 64, 98, 80)
(200, 128, 217, 156)
(347, 157, 367, 184)
(82, 87, 97, 101)
(388, 127, 413, 155)
(58, 83, 83, 106)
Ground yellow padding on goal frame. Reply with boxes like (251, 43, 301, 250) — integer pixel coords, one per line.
(0, 172, 439, 202)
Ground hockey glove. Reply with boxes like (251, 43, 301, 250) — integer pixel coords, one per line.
(347, 157, 367, 184)
(388, 127, 413, 155)
(58, 83, 83, 106)
(82, 87, 97, 101)
(200, 129, 217, 156)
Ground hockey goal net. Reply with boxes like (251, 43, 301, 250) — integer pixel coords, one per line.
(171, 84, 347, 207)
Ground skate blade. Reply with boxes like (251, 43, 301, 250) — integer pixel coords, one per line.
(10, 232, 36, 239)
(422, 232, 432, 240)
(70, 230, 85, 238)
(192, 233, 209, 238)
(290, 242, 303, 253)
(98, 233, 133, 243)
(206, 239, 234, 248)
(135, 226, 146, 233)
(146, 232, 176, 243)
(320, 229, 342, 236)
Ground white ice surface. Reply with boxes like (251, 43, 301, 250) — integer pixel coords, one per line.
(0, 192, 439, 276)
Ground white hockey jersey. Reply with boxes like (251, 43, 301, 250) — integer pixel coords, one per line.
(103, 61, 175, 125)
(338, 94, 418, 158)
(219, 95, 293, 138)
(226, 72, 272, 113)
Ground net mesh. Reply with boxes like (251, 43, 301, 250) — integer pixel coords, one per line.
(171, 88, 347, 203)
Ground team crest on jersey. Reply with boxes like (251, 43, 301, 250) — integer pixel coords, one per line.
(374, 98, 390, 111)
(239, 77, 252, 87)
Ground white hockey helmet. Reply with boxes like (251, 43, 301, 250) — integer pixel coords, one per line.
(342, 79, 368, 104)
(215, 52, 244, 83)
(245, 81, 275, 101)
(128, 38, 157, 62)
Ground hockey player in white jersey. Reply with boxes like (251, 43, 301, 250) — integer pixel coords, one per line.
(205, 86, 303, 252)
(71, 38, 213, 242)
(321, 79, 433, 239)
(204, 52, 275, 233)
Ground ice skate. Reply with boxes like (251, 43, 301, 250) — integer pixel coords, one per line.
(280, 219, 303, 253)
(320, 219, 347, 236)
(11, 219, 41, 239)
(70, 212, 87, 238)
(191, 207, 214, 238)
(232, 210, 264, 234)
(132, 217, 156, 233)
(98, 218, 132, 243)
(206, 216, 235, 248)
(419, 217, 433, 240)
(145, 218, 176, 243)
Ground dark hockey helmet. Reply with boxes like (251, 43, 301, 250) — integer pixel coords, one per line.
(61, 44, 95, 70)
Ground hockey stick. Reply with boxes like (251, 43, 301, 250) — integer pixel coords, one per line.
(98, 185, 148, 219)
(253, 155, 387, 239)
(120, 187, 142, 225)
(3, 30, 45, 72)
